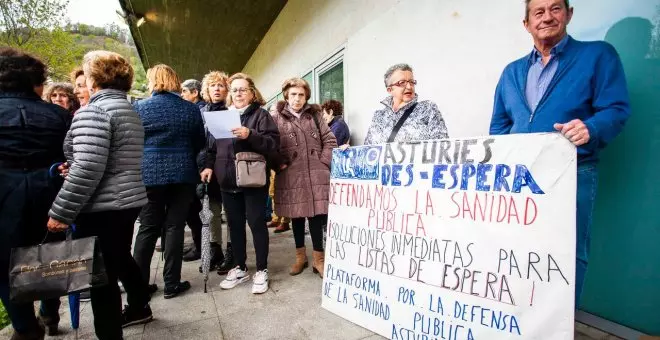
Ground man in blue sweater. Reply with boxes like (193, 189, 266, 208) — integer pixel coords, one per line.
(490, 0, 630, 307)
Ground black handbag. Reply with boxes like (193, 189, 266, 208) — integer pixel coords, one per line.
(8, 232, 107, 303)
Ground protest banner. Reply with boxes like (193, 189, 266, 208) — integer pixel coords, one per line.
(321, 133, 577, 339)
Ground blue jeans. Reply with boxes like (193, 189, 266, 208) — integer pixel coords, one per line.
(575, 164, 598, 308)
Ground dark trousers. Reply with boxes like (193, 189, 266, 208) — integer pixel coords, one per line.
(221, 188, 269, 271)
(0, 169, 62, 334)
(73, 208, 149, 340)
(186, 198, 202, 252)
(0, 286, 60, 334)
(292, 214, 327, 251)
(134, 184, 195, 289)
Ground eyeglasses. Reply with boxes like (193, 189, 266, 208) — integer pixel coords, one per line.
(230, 88, 250, 94)
(388, 79, 417, 88)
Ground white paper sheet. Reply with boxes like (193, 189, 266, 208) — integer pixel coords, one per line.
(202, 110, 241, 139)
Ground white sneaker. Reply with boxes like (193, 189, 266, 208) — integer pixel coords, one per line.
(220, 266, 249, 290)
(252, 269, 269, 294)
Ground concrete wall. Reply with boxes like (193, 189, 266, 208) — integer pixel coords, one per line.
(243, 0, 530, 143)
(243, 0, 399, 100)
(244, 0, 660, 334)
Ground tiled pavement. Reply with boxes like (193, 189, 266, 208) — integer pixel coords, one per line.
(1, 228, 623, 340)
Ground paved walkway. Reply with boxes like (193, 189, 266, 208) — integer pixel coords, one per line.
(1, 228, 622, 340)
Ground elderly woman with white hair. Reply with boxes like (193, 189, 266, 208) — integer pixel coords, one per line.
(181, 79, 207, 109)
(364, 63, 449, 144)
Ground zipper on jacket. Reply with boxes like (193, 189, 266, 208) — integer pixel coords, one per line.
(18, 105, 27, 128)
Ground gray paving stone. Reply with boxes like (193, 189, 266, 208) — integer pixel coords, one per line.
(0, 227, 627, 340)
(212, 283, 282, 318)
(145, 289, 218, 331)
(142, 317, 223, 340)
(219, 302, 307, 340)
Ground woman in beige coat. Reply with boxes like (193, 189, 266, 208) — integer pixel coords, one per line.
(272, 78, 338, 278)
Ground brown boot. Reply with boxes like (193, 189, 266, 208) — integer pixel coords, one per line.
(273, 222, 290, 233)
(289, 247, 308, 275)
(312, 250, 325, 278)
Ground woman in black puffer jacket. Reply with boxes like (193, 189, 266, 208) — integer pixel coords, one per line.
(0, 47, 70, 340)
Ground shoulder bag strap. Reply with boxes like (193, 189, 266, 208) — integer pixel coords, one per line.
(387, 103, 418, 143)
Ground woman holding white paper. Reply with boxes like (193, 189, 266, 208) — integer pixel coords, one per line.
(201, 72, 279, 294)
(198, 71, 234, 274)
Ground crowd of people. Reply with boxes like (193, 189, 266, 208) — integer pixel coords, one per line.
(0, 46, 355, 340)
(0, 0, 632, 339)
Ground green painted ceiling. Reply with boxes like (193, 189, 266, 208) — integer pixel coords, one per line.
(118, 0, 287, 80)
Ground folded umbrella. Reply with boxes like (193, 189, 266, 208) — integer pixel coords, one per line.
(199, 185, 212, 293)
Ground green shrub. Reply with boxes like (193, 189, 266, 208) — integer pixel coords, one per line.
(0, 301, 9, 330)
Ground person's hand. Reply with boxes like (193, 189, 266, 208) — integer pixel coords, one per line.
(57, 163, 69, 178)
(339, 144, 350, 151)
(200, 168, 213, 183)
(554, 119, 590, 146)
(231, 127, 250, 140)
(47, 217, 68, 232)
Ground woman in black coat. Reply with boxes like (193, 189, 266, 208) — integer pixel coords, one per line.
(0, 48, 70, 339)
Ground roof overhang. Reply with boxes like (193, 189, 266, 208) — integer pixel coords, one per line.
(118, 0, 287, 80)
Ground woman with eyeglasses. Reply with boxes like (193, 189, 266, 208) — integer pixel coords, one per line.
(200, 73, 279, 294)
(364, 63, 449, 144)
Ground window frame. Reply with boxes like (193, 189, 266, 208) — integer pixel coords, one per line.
(313, 48, 344, 105)
(267, 45, 346, 108)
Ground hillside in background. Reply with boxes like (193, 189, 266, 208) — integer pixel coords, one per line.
(68, 27, 147, 96)
(0, 23, 147, 97)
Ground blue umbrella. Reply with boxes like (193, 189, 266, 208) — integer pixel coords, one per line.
(68, 224, 80, 330)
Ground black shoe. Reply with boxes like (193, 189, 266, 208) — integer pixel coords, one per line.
(183, 249, 201, 262)
(122, 304, 153, 328)
(208, 242, 224, 271)
(217, 243, 234, 275)
(148, 284, 158, 295)
(163, 281, 191, 299)
(79, 290, 91, 302)
(10, 324, 45, 340)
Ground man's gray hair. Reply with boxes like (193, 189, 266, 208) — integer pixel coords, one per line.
(181, 79, 202, 94)
(384, 63, 413, 87)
